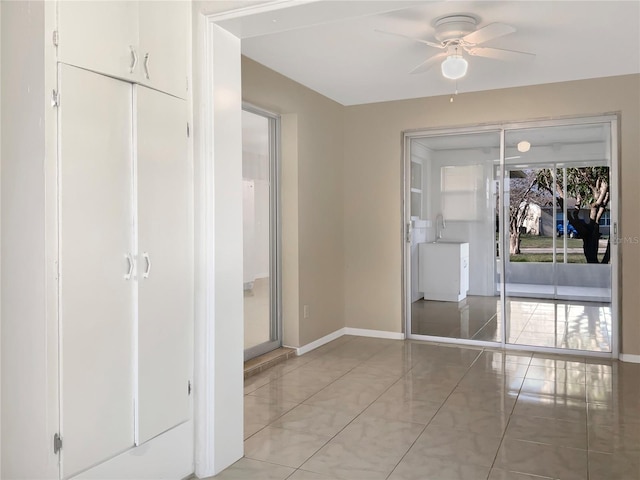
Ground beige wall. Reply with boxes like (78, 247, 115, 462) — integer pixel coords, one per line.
(242, 57, 345, 347)
(241, 56, 639, 354)
(343, 74, 640, 355)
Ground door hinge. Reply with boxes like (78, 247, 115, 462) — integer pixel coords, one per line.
(188, 380, 192, 395)
(187, 122, 190, 138)
(53, 433, 63, 454)
(406, 223, 412, 243)
(51, 90, 60, 107)
(52, 30, 59, 47)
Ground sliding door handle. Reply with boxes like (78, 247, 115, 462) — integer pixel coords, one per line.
(125, 253, 135, 280)
(143, 252, 151, 279)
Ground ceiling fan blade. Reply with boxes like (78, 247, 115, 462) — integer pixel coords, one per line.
(409, 52, 447, 75)
(467, 46, 535, 62)
(374, 29, 444, 49)
(462, 22, 516, 45)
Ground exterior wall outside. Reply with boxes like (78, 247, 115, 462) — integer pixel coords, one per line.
(241, 57, 346, 347)
(343, 74, 640, 355)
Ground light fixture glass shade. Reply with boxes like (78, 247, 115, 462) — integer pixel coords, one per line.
(517, 140, 531, 153)
(441, 55, 468, 80)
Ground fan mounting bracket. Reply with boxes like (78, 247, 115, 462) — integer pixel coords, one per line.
(433, 14, 479, 43)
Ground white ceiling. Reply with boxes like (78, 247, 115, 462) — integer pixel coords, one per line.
(214, 0, 640, 106)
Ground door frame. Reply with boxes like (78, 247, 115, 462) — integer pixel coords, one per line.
(242, 103, 283, 361)
(402, 114, 620, 359)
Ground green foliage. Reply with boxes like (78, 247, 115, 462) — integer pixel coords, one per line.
(536, 167, 609, 207)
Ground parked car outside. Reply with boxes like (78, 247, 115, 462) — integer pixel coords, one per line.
(556, 222, 578, 238)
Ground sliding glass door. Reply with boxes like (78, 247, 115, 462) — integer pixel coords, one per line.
(502, 121, 615, 353)
(407, 130, 502, 344)
(242, 106, 282, 360)
(406, 116, 618, 356)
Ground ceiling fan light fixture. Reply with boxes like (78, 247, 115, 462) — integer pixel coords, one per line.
(441, 54, 468, 80)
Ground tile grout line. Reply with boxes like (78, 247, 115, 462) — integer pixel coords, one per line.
(244, 339, 614, 480)
(262, 342, 456, 479)
(383, 348, 486, 480)
(243, 337, 364, 442)
(246, 340, 404, 475)
(277, 341, 411, 480)
(487, 351, 534, 475)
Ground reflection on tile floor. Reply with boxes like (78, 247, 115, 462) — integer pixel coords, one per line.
(210, 336, 640, 480)
(411, 296, 612, 352)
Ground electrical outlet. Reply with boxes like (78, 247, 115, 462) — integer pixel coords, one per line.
(303, 305, 310, 319)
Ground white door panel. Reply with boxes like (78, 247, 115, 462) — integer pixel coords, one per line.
(138, 1, 189, 98)
(136, 86, 192, 443)
(58, 1, 139, 82)
(59, 65, 135, 477)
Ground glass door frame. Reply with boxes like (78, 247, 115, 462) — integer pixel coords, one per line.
(243, 103, 283, 361)
(403, 114, 619, 359)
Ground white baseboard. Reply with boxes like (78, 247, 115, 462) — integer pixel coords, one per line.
(76, 421, 194, 479)
(344, 327, 405, 340)
(293, 327, 405, 356)
(294, 328, 346, 355)
(619, 353, 640, 363)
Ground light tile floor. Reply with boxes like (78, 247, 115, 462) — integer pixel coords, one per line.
(211, 335, 640, 480)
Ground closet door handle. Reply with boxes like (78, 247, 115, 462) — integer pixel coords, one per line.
(129, 46, 138, 73)
(143, 252, 151, 279)
(125, 253, 135, 280)
(143, 53, 150, 79)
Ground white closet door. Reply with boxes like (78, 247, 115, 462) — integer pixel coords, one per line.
(57, 1, 139, 82)
(136, 86, 192, 443)
(138, 1, 189, 98)
(59, 65, 135, 477)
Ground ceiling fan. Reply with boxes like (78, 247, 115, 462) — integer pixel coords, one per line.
(376, 14, 535, 79)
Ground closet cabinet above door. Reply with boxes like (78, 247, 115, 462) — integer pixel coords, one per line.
(57, 1, 139, 83)
(57, 1, 189, 99)
(138, 1, 189, 98)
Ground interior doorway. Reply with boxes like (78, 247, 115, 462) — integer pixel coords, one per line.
(242, 106, 282, 361)
(404, 116, 619, 357)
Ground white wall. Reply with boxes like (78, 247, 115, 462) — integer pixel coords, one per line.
(424, 147, 497, 297)
(242, 131, 271, 284)
(0, 2, 3, 475)
(243, 180, 257, 285)
(192, 18, 244, 477)
(1, 2, 58, 477)
(410, 142, 429, 302)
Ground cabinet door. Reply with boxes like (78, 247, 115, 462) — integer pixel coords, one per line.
(58, 1, 139, 81)
(59, 65, 135, 478)
(138, 1, 189, 98)
(136, 86, 192, 444)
